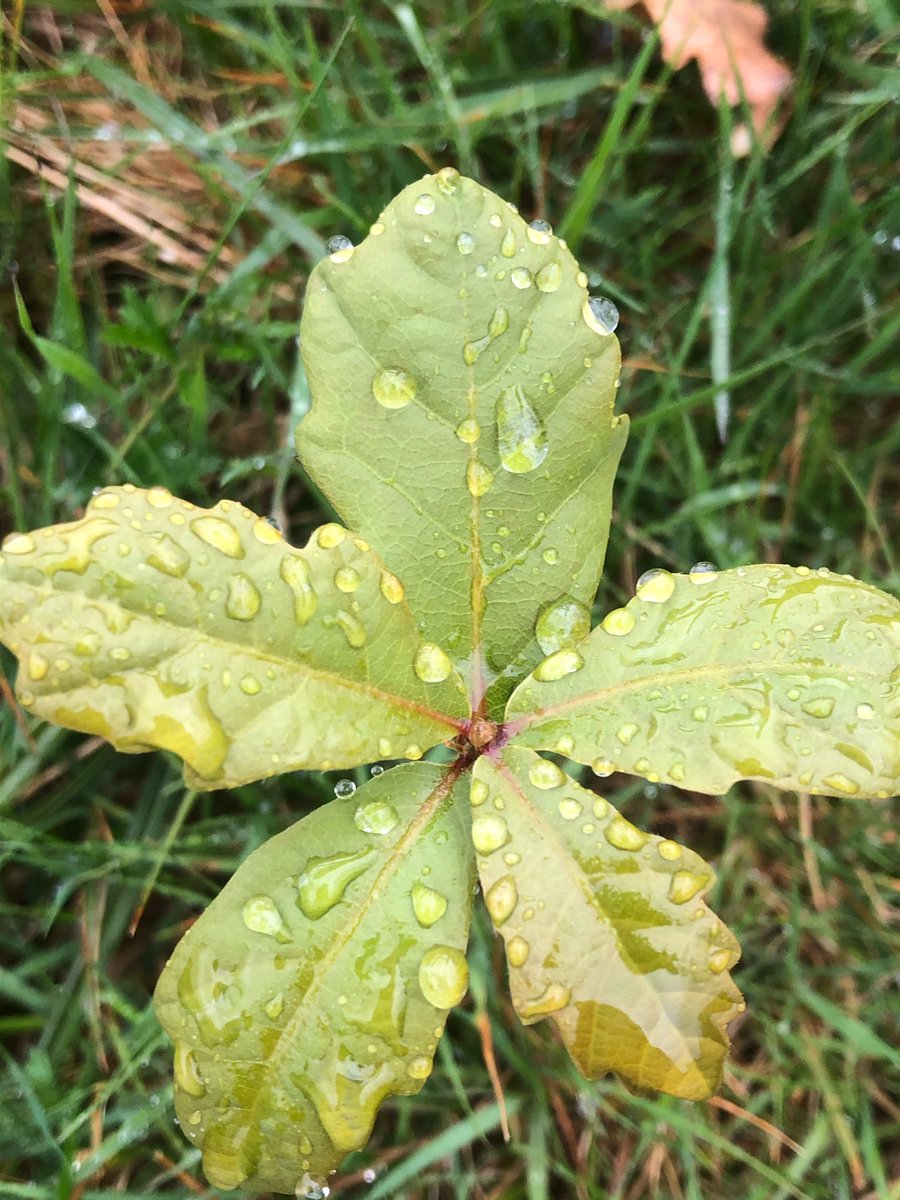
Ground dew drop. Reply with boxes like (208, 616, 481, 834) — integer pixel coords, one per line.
(280, 555, 318, 625)
(471, 814, 510, 854)
(535, 261, 562, 292)
(253, 517, 282, 545)
(147, 534, 191, 578)
(174, 1043, 206, 1098)
(418, 945, 469, 1009)
(242, 895, 288, 939)
(354, 799, 400, 835)
(496, 384, 548, 474)
(372, 367, 417, 410)
(534, 597, 590, 655)
(317, 523, 346, 549)
(668, 870, 709, 905)
(534, 648, 584, 681)
(326, 234, 354, 258)
(510, 266, 532, 289)
(616, 723, 638, 745)
(414, 642, 453, 683)
(407, 1055, 432, 1080)
(225, 573, 262, 620)
(263, 992, 284, 1020)
(489, 213, 502, 229)
(457, 231, 475, 255)
(555, 734, 575, 756)
(689, 561, 718, 584)
(507, 936, 530, 967)
(635, 568, 676, 603)
(657, 840, 682, 861)
(517, 982, 571, 1018)
(542, 547, 558, 564)
(601, 607, 635, 636)
(466, 460, 494, 497)
(527, 219, 552, 245)
(801, 696, 835, 719)
(414, 193, 436, 215)
(379, 571, 404, 604)
(708, 949, 734, 975)
(823, 772, 860, 796)
(582, 296, 619, 335)
(470, 779, 488, 807)
(485, 875, 518, 926)
(297, 849, 374, 919)
(558, 797, 583, 820)
(240, 674, 262, 695)
(455, 416, 480, 443)
(191, 517, 244, 559)
(334, 779, 356, 799)
(369, 221, 385, 236)
(691, 706, 709, 722)
(334, 566, 361, 593)
(604, 817, 647, 851)
(528, 759, 565, 790)
(499, 229, 517, 258)
(856, 703, 874, 720)
(592, 757, 615, 777)
(90, 492, 120, 511)
(411, 881, 448, 927)
(27, 652, 49, 682)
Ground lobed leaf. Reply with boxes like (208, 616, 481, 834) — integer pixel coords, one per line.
(153, 763, 474, 1194)
(298, 169, 628, 716)
(506, 565, 900, 798)
(471, 747, 742, 1098)
(0, 487, 467, 789)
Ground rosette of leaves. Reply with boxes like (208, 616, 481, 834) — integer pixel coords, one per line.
(1, 170, 897, 1196)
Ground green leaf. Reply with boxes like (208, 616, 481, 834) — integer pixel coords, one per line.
(506, 565, 899, 799)
(471, 747, 742, 1099)
(298, 169, 628, 715)
(153, 762, 474, 1194)
(0, 487, 467, 789)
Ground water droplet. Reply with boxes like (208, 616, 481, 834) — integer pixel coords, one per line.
(27, 652, 49, 681)
(856, 703, 874, 720)
(456, 231, 475, 255)
(145, 486, 173, 509)
(601, 607, 635, 636)
(414, 642, 453, 683)
(534, 597, 590, 655)
(657, 840, 682, 861)
(369, 221, 385, 236)
(174, 1043, 206, 1097)
(225, 573, 261, 620)
(334, 566, 361, 593)
(264, 992, 284, 1020)
(528, 759, 565, 790)
(317, 524, 346, 549)
(527, 219, 552, 244)
(498, 229, 516, 258)
(471, 814, 510, 854)
(558, 797, 583, 820)
(240, 674, 262, 695)
(616, 723, 638, 745)
(496, 384, 548, 474)
(506, 936, 530, 968)
(110, 647, 131, 662)
(708, 949, 733, 974)
(668, 870, 709, 905)
(592, 757, 615, 777)
(691, 706, 709, 722)
(242, 895, 288, 939)
(534, 649, 584, 681)
(604, 817, 647, 851)
(414, 193, 437, 216)
(372, 367, 417, 410)
(295, 1174, 330, 1200)
(534, 261, 562, 292)
(466, 460, 494, 497)
(635, 568, 676, 603)
(517, 982, 571, 1018)
(379, 571, 404, 604)
(280, 555, 318, 625)
(801, 696, 835, 719)
(147, 534, 191, 578)
(411, 882, 448, 927)
(253, 517, 281, 545)
(334, 610, 367, 648)
(90, 492, 120, 511)
(485, 875, 518, 926)
(326, 234, 354, 258)
(542, 547, 558, 564)
(470, 779, 488, 807)
(354, 799, 400, 835)
(297, 849, 374, 918)
(407, 1055, 432, 1080)
(418, 945, 469, 1009)
(555, 734, 575, 756)
(582, 296, 619, 335)
(823, 773, 859, 796)
(509, 266, 532, 289)
(454, 416, 480, 444)
(191, 517, 244, 559)
(489, 213, 502, 228)
(689, 561, 718, 584)
(334, 779, 356, 799)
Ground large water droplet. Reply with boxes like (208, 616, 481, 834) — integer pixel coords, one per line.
(604, 817, 647, 851)
(191, 517, 244, 559)
(507, 935, 530, 967)
(418, 945, 469, 1009)
(280, 555, 318, 625)
(557, 797, 583, 821)
(528, 759, 565, 790)
(316, 524, 346, 549)
(500, 229, 517, 257)
(657, 840, 682, 861)
(635, 568, 675, 603)
(801, 696, 835, 719)
(297, 849, 374, 919)
(485, 875, 518, 926)
(471, 814, 510, 854)
(326, 234, 353, 258)
(334, 610, 366, 648)
(457, 231, 475, 255)
(600, 607, 635, 636)
(89, 492, 120, 511)
(516, 982, 571, 1018)
(414, 642, 453, 683)
(334, 566, 361, 593)
(379, 571, 404, 604)
(253, 516, 282, 545)
(534, 649, 584, 681)
(372, 367, 417, 409)
(668, 870, 709, 905)
(147, 534, 191, 578)
(689, 561, 718, 584)
(354, 799, 400, 835)
(616, 723, 638, 745)
(242, 895, 289, 940)
(466, 460, 494, 497)
(535, 261, 562, 292)
(535, 597, 590, 655)
(27, 652, 49, 681)
(411, 881, 448, 927)
(455, 416, 480, 443)
(582, 296, 619, 335)
(510, 266, 532, 289)
(436, 167, 459, 194)
(334, 778, 356, 799)
(527, 219, 552, 244)
(470, 779, 488, 807)
(225, 573, 261, 620)
(174, 1042, 206, 1097)
(414, 193, 436, 215)
(407, 1055, 432, 1081)
(496, 384, 548, 474)
(823, 772, 860, 796)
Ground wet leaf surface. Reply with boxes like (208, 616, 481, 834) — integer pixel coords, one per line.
(0, 487, 466, 788)
(472, 747, 742, 1097)
(153, 763, 473, 1194)
(298, 169, 627, 715)
(507, 565, 900, 798)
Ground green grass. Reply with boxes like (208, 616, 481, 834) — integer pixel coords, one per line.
(1, 2, 898, 1197)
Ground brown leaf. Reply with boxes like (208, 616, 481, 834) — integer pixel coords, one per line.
(600, 0, 792, 153)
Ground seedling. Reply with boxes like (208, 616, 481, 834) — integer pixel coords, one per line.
(1, 171, 896, 1197)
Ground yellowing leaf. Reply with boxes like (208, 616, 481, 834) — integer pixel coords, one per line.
(472, 748, 742, 1097)
(0, 487, 466, 788)
(298, 170, 627, 715)
(596, 0, 792, 151)
(507, 565, 900, 798)
(154, 763, 474, 1194)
